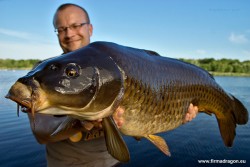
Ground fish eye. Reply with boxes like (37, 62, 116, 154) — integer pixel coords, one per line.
(65, 64, 80, 78)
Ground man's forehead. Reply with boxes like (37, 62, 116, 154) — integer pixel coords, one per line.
(55, 6, 87, 26)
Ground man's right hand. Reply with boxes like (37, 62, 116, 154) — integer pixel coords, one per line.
(69, 106, 126, 142)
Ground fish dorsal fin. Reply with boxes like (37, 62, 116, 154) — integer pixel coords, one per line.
(144, 49, 160, 56)
(102, 116, 130, 162)
(145, 134, 171, 156)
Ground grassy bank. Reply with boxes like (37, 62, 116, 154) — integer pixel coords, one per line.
(0, 59, 39, 70)
(210, 72, 250, 77)
(0, 67, 32, 70)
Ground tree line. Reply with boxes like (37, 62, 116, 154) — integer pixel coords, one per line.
(1, 58, 250, 75)
(179, 58, 250, 74)
(0, 59, 40, 69)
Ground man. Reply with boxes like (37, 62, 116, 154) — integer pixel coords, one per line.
(28, 3, 198, 167)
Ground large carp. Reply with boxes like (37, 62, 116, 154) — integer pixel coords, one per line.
(6, 42, 248, 162)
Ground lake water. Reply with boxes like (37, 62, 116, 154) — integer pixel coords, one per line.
(0, 70, 249, 167)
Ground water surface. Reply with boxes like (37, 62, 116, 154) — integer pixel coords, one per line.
(0, 70, 249, 167)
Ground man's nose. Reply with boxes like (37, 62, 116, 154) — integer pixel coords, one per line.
(64, 27, 75, 37)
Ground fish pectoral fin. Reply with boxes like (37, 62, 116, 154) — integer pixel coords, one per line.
(145, 134, 171, 156)
(69, 131, 82, 142)
(102, 116, 130, 162)
(50, 117, 76, 136)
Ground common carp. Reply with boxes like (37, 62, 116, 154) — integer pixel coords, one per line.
(6, 42, 248, 162)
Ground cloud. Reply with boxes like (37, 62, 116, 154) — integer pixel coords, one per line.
(195, 49, 206, 55)
(242, 50, 250, 57)
(228, 32, 248, 44)
(0, 28, 62, 60)
(0, 27, 57, 45)
(0, 41, 61, 60)
(0, 28, 33, 40)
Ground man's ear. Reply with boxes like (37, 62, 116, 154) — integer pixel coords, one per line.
(88, 24, 93, 37)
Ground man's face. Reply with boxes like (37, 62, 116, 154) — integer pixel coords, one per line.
(54, 6, 93, 53)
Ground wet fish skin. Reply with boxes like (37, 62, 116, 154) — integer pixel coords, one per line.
(90, 42, 248, 146)
(5, 41, 248, 162)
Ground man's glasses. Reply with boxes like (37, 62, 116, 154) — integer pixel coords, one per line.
(54, 22, 89, 35)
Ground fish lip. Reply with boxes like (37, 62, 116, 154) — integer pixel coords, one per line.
(5, 93, 32, 110)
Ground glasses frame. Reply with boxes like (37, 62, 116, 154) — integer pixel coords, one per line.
(54, 22, 89, 35)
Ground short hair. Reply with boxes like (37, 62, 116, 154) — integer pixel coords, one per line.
(53, 3, 90, 27)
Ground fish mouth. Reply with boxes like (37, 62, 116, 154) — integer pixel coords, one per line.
(5, 80, 42, 116)
(5, 93, 32, 113)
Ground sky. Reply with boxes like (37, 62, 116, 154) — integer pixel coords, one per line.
(0, 0, 250, 61)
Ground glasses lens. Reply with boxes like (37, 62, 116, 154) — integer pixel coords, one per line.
(55, 23, 88, 34)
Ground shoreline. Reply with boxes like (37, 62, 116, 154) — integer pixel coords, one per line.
(1, 69, 249, 77)
(0, 68, 31, 71)
(210, 72, 250, 77)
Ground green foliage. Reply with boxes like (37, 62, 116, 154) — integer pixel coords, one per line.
(0, 59, 40, 69)
(0, 58, 250, 75)
(180, 58, 250, 75)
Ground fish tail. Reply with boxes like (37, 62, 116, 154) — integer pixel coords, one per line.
(216, 95, 248, 147)
(231, 95, 248, 125)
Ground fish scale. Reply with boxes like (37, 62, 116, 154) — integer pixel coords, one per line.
(120, 77, 190, 136)
(103, 44, 239, 138)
